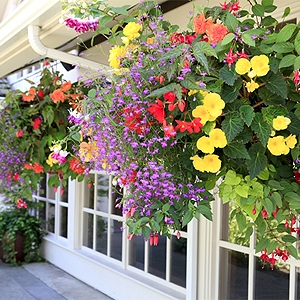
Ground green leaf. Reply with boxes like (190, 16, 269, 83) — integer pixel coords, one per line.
(224, 13, 239, 32)
(197, 203, 212, 221)
(282, 235, 297, 244)
(271, 42, 294, 54)
(193, 45, 209, 73)
(268, 180, 285, 190)
(282, 7, 290, 18)
(222, 112, 244, 142)
(294, 56, 300, 70)
(219, 65, 238, 86)
(262, 0, 274, 6)
(270, 192, 282, 208)
(235, 185, 249, 198)
(182, 210, 193, 227)
(147, 83, 176, 98)
(161, 43, 185, 61)
(276, 24, 297, 43)
(246, 142, 268, 179)
(263, 5, 276, 13)
(142, 226, 151, 240)
(294, 31, 300, 56)
(110, 5, 131, 15)
(194, 42, 217, 58)
(221, 80, 242, 103)
(287, 245, 298, 259)
(265, 72, 288, 99)
(224, 170, 241, 185)
(261, 16, 277, 27)
(251, 113, 271, 147)
(262, 197, 274, 215)
(252, 4, 264, 16)
(220, 33, 235, 46)
(242, 33, 256, 47)
(99, 15, 113, 28)
(223, 142, 250, 159)
(42, 106, 54, 126)
(278, 54, 296, 69)
(239, 105, 254, 127)
(256, 237, 269, 253)
(236, 212, 246, 232)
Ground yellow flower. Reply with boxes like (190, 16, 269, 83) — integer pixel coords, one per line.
(247, 69, 257, 78)
(196, 136, 214, 153)
(250, 55, 270, 77)
(267, 136, 289, 156)
(202, 154, 222, 173)
(202, 93, 225, 118)
(209, 128, 227, 148)
(108, 45, 127, 69)
(235, 58, 251, 75)
(46, 153, 58, 167)
(246, 80, 259, 92)
(121, 36, 130, 46)
(123, 22, 141, 40)
(285, 134, 297, 149)
(273, 116, 291, 131)
(192, 105, 210, 125)
(190, 155, 205, 172)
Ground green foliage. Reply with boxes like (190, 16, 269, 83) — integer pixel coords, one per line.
(0, 201, 46, 265)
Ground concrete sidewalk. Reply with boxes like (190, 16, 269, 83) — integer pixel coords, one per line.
(0, 260, 113, 300)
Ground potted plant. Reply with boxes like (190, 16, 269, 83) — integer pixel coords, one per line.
(0, 198, 46, 265)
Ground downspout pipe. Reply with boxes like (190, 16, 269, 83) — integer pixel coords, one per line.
(28, 25, 110, 75)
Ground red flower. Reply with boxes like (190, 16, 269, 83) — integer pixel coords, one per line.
(191, 118, 203, 133)
(24, 163, 33, 169)
(33, 117, 41, 130)
(16, 199, 28, 209)
(294, 171, 300, 185)
(220, 1, 228, 10)
(163, 122, 176, 137)
(229, 1, 241, 14)
(163, 91, 176, 103)
(69, 157, 85, 174)
(16, 129, 23, 137)
(13, 173, 19, 180)
(37, 89, 44, 100)
(148, 99, 166, 124)
(32, 162, 44, 174)
(175, 120, 193, 134)
(225, 48, 238, 67)
(237, 49, 250, 59)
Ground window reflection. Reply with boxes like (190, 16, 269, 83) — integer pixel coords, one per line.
(129, 235, 145, 271)
(96, 216, 108, 255)
(219, 248, 248, 300)
(82, 212, 93, 249)
(149, 235, 166, 279)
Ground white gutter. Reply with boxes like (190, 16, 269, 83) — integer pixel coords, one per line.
(28, 25, 111, 75)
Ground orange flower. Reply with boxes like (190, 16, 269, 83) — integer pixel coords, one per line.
(32, 162, 44, 174)
(22, 88, 36, 102)
(50, 89, 66, 103)
(206, 23, 229, 44)
(62, 81, 72, 92)
(24, 163, 33, 169)
(193, 13, 213, 35)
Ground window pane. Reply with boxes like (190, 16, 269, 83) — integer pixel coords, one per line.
(296, 267, 300, 299)
(38, 200, 46, 230)
(129, 235, 145, 271)
(96, 216, 108, 255)
(170, 236, 186, 287)
(39, 175, 46, 197)
(96, 174, 109, 213)
(47, 203, 55, 233)
(82, 212, 93, 249)
(148, 235, 166, 279)
(219, 248, 248, 300)
(59, 206, 68, 238)
(60, 183, 68, 203)
(111, 185, 123, 216)
(221, 203, 251, 247)
(84, 174, 94, 209)
(255, 257, 289, 300)
(110, 219, 122, 261)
